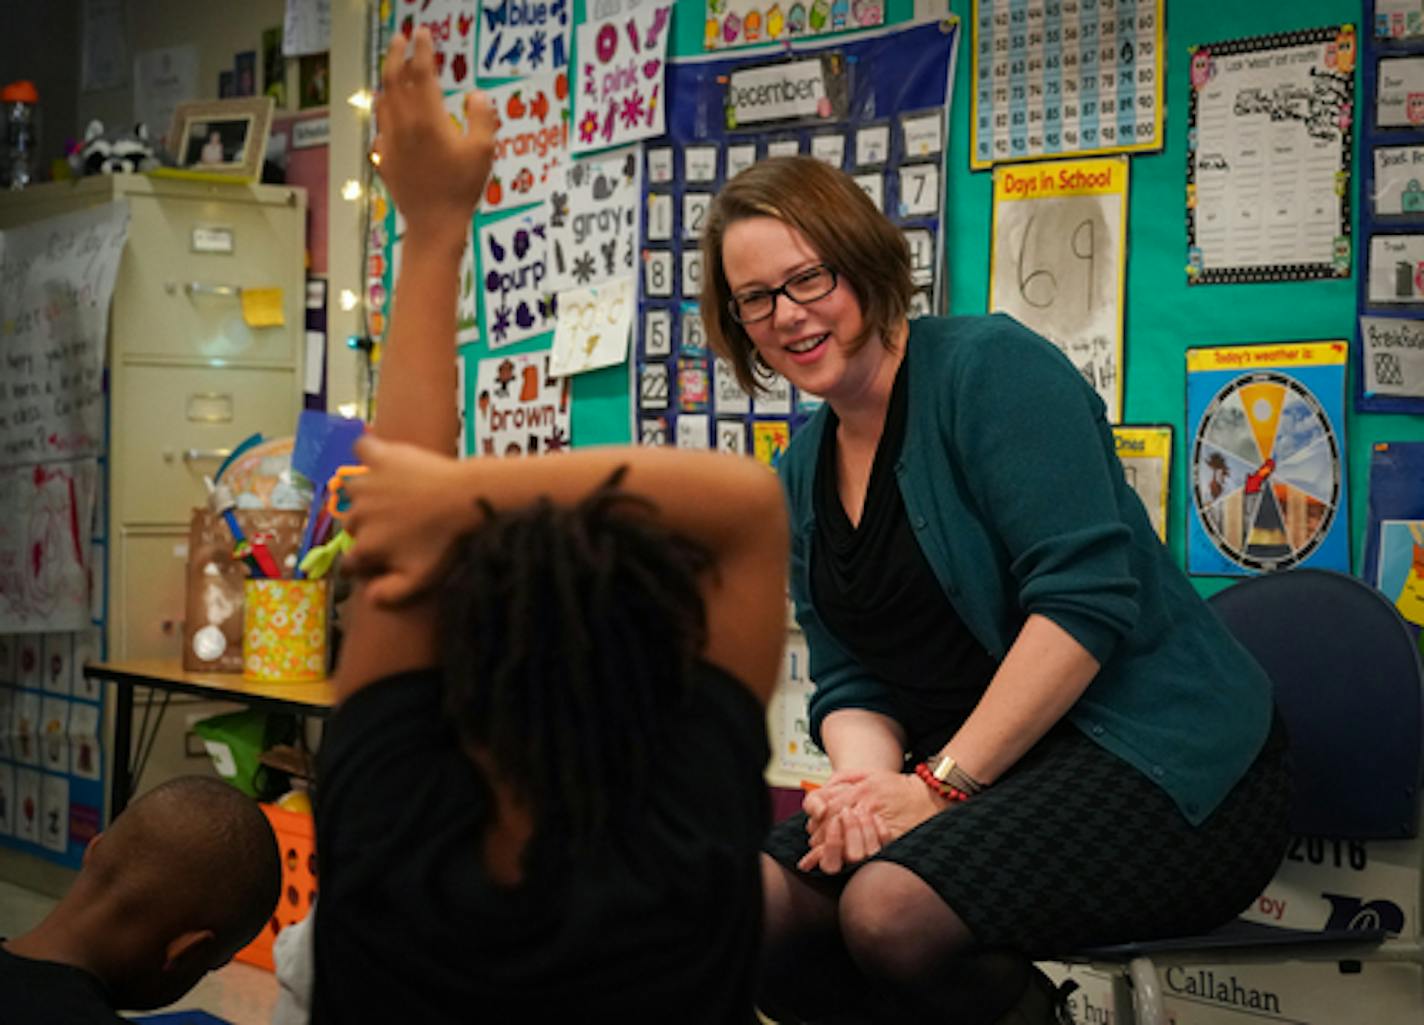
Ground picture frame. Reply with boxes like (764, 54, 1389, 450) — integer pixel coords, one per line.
(168, 97, 274, 182)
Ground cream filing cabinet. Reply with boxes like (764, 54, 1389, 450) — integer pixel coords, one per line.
(0, 175, 307, 662)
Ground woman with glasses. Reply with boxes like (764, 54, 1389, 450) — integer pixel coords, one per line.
(702, 156, 1290, 1025)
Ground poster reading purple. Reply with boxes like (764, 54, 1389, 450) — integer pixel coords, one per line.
(478, 0, 571, 77)
(572, 4, 672, 154)
(483, 73, 571, 213)
(479, 210, 555, 350)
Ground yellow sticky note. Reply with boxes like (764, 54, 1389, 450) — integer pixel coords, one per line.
(241, 288, 285, 328)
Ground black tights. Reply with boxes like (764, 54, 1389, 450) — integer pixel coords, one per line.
(759, 855, 1032, 1025)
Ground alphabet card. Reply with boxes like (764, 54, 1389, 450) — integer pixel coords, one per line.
(572, 4, 672, 154)
(478, 210, 554, 350)
(547, 146, 641, 291)
(483, 73, 570, 213)
(473, 351, 571, 456)
(397, 0, 479, 91)
(478, 0, 571, 78)
(549, 276, 635, 377)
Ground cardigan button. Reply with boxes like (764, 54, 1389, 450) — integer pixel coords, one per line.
(912, 516, 927, 530)
(1090, 724, 1104, 736)
(1152, 765, 1165, 778)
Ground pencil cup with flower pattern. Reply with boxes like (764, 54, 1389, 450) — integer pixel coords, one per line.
(242, 580, 328, 681)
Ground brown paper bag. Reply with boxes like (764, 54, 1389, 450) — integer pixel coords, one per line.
(183, 508, 306, 672)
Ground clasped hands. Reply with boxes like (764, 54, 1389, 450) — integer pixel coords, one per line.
(796, 767, 949, 874)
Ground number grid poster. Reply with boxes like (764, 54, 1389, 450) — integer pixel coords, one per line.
(970, 0, 1165, 168)
(633, 17, 959, 460)
(1184, 26, 1356, 286)
(1185, 341, 1349, 576)
(1354, 2, 1424, 413)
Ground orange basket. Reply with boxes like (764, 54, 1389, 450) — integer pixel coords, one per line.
(235, 803, 317, 972)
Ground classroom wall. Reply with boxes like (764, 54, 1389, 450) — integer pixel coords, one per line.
(505, 0, 1420, 591)
(78, 0, 289, 140)
(0, 0, 81, 178)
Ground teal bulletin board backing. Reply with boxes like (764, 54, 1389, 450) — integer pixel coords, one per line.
(469, 1, 1424, 591)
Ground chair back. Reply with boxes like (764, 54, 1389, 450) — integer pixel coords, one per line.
(1208, 568, 1424, 840)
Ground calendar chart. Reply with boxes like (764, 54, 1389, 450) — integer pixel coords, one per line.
(971, 0, 1164, 168)
(636, 19, 959, 462)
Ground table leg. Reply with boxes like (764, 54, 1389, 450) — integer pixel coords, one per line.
(109, 681, 133, 821)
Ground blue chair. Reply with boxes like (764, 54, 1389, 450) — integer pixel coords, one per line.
(1053, 568, 1424, 1024)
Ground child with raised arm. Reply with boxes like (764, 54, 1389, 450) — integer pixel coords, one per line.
(309, 29, 787, 1023)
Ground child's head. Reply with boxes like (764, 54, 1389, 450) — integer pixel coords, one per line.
(79, 776, 281, 1008)
(438, 468, 711, 846)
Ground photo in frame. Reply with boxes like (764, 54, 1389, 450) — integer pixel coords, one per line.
(168, 97, 274, 181)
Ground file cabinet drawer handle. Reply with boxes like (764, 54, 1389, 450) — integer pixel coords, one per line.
(167, 281, 242, 298)
(164, 448, 232, 464)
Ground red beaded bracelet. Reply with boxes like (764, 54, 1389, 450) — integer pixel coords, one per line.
(914, 761, 970, 803)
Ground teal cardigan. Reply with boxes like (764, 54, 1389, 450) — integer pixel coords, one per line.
(780, 315, 1273, 825)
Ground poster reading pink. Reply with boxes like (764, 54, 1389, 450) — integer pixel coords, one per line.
(483, 73, 570, 213)
(473, 351, 572, 457)
(395, 0, 479, 91)
(478, 0, 571, 78)
(573, 4, 672, 154)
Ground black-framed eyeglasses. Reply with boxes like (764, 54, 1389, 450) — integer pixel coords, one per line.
(728, 264, 839, 325)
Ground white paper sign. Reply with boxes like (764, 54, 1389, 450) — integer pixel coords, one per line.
(483, 74, 570, 212)
(0, 460, 100, 633)
(478, 211, 554, 350)
(132, 45, 197, 149)
(1361, 316, 1424, 398)
(1373, 145, 1424, 215)
(284, 0, 332, 57)
(1369, 234, 1424, 304)
(1378, 56, 1424, 127)
(549, 276, 635, 377)
(573, 4, 672, 153)
(547, 147, 641, 291)
(81, 0, 128, 92)
(472, 351, 571, 456)
(727, 57, 832, 126)
(0, 202, 130, 466)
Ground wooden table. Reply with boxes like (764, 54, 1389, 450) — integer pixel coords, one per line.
(84, 659, 336, 818)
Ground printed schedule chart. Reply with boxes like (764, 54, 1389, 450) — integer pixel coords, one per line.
(972, 0, 1164, 167)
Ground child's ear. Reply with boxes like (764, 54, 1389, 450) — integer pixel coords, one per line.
(81, 831, 104, 867)
(164, 928, 219, 973)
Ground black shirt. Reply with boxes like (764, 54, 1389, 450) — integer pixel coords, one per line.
(0, 944, 123, 1024)
(312, 664, 769, 1023)
(812, 358, 999, 755)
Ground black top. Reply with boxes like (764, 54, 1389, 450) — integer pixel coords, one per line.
(812, 358, 998, 755)
(312, 664, 769, 1023)
(0, 944, 123, 1024)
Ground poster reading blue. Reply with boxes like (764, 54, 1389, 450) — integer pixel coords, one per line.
(1186, 341, 1350, 576)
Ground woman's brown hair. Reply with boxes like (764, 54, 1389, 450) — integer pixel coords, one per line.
(700, 155, 914, 393)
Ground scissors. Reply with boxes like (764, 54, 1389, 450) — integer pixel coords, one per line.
(325, 465, 369, 521)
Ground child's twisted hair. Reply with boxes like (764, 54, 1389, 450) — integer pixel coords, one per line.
(438, 467, 712, 847)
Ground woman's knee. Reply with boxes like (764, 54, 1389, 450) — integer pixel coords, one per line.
(838, 862, 972, 981)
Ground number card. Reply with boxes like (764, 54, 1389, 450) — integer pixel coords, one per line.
(971, 0, 1165, 168)
(853, 172, 886, 212)
(644, 308, 672, 356)
(990, 156, 1128, 422)
(644, 250, 674, 297)
(897, 164, 941, 217)
(1186, 27, 1355, 285)
(726, 143, 757, 178)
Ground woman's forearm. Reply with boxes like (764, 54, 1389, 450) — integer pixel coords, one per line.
(820, 708, 907, 773)
(937, 613, 1100, 784)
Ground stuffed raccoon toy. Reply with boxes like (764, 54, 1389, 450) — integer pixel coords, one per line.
(74, 120, 160, 175)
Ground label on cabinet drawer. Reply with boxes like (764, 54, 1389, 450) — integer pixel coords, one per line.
(191, 226, 234, 254)
(186, 393, 233, 423)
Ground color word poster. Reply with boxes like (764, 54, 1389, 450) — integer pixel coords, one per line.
(1185, 27, 1355, 285)
(635, 19, 958, 460)
(971, 0, 1164, 168)
(1186, 341, 1349, 576)
(0, 630, 105, 870)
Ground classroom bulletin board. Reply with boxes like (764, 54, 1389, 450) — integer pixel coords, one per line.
(367, 0, 1424, 597)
